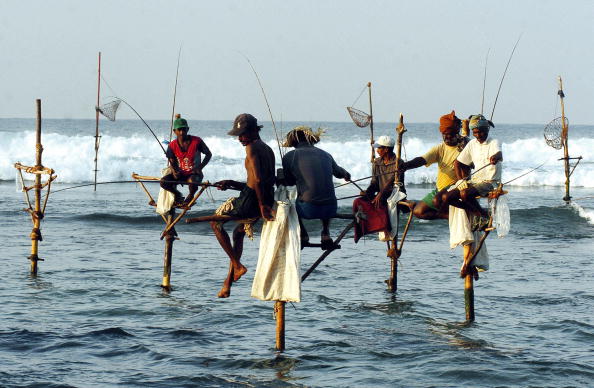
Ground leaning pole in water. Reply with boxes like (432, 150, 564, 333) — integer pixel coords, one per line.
(93, 52, 101, 191)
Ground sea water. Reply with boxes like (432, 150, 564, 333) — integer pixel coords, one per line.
(1, 118, 593, 387)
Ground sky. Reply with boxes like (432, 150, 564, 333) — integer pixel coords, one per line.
(1, 0, 593, 124)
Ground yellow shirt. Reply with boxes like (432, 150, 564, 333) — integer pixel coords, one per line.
(422, 143, 461, 190)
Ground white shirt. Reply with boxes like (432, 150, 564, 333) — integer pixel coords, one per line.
(457, 137, 502, 183)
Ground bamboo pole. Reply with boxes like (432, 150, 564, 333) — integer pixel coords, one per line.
(463, 241, 475, 322)
(274, 301, 286, 351)
(30, 99, 43, 274)
(161, 210, 176, 291)
(94, 52, 101, 191)
(558, 76, 571, 202)
(386, 114, 407, 292)
(368, 82, 375, 164)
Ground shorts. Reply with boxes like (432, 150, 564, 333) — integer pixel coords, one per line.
(222, 186, 262, 219)
(421, 188, 439, 210)
(296, 200, 337, 220)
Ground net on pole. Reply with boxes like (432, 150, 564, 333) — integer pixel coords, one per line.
(96, 99, 122, 121)
(544, 116, 567, 150)
(347, 107, 371, 128)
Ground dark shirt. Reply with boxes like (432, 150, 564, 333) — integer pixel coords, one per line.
(367, 154, 406, 194)
(282, 142, 349, 205)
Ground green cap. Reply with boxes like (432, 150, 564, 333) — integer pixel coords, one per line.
(173, 116, 189, 131)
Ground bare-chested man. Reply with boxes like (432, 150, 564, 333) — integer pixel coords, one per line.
(210, 113, 276, 298)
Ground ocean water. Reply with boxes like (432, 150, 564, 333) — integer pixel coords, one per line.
(1, 118, 593, 387)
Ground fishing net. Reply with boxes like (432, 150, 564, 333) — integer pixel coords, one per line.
(96, 99, 121, 121)
(347, 107, 371, 128)
(544, 116, 567, 150)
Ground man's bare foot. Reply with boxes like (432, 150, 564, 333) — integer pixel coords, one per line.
(217, 286, 231, 298)
(232, 264, 248, 282)
(321, 234, 334, 250)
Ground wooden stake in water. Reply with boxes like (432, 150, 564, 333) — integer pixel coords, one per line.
(275, 301, 286, 351)
(558, 76, 571, 202)
(463, 245, 475, 322)
(31, 99, 43, 274)
(94, 52, 101, 191)
(161, 210, 177, 291)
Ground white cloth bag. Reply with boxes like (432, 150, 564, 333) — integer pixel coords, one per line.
(448, 205, 489, 271)
(379, 186, 407, 241)
(251, 185, 301, 302)
(156, 167, 175, 216)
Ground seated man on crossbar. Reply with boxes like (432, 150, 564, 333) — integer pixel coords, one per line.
(161, 115, 212, 207)
(443, 114, 503, 222)
(280, 126, 351, 250)
(210, 113, 276, 298)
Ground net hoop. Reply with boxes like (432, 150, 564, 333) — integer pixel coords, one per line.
(96, 99, 122, 121)
(544, 116, 568, 150)
(347, 106, 371, 128)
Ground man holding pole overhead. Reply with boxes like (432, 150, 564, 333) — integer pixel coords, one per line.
(161, 114, 212, 207)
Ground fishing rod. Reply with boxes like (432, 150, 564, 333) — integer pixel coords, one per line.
(490, 34, 522, 120)
(169, 45, 182, 142)
(481, 48, 490, 115)
(118, 98, 167, 155)
(239, 53, 284, 158)
(45, 179, 228, 196)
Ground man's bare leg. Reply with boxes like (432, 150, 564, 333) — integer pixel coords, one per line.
(321, 218, 333, 249)
(210, 221, 248, 298)
(460, 187, 488, 217)
(412, 201, 447, 220)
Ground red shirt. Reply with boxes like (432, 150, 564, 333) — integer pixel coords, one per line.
(168, 136, 202, 175)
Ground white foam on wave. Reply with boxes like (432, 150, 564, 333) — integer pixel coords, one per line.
(571, 202, 594, 225)
(2, 131, 593, 187)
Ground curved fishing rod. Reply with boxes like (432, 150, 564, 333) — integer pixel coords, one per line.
(46, 179, 226, 196)
(481, 48, 490, 115)
(239, 53, 284, 158)
(169, 45, 183, 142)
(116, 98, 167, 155)
(490, 34, 522, 120)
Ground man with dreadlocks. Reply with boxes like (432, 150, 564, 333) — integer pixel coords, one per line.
(442, 114, 502, 218)
(281, 126, 351, 250)
(161, 115, 212, 207)
(211, 113, 276, 298)
(400, 111, 467, 220)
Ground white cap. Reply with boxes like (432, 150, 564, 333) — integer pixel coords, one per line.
(373, 135, 395, 148)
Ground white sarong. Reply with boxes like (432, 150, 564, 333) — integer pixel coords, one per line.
(251, 185, 301, 302)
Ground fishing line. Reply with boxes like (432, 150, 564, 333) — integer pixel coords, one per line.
(169, 44, 183, 142)
(239, 53, 284, 159)
(481, 48, 490, 115)
(350, 84, 368, 108)
(490, 33, 522, 120)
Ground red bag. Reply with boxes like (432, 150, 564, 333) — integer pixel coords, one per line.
(352, 197, 389, 243)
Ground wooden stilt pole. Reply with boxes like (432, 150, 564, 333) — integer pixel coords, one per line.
(161, 209, 176, 291)
(386, 114, 407, 292)
(29, 99, 43, 275)
(463, 244, 475, 322)
(558, 76, 571, 203)
(274, 300, 286, 351)
(367, 82, 375, 165)
(94, 52, 101, 191)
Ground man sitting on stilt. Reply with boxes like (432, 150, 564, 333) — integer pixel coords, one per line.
(211, 113, 276, 298)
(400, 111, 467, 219)
(161, 115, 212, 207)
(443, 114, 502, 222)
(280, 126, 351, 250)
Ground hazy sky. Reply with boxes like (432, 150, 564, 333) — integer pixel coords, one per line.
(1, 0, 593, 124)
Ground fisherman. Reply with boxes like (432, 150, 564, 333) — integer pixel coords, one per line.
(442, 114, 502, 219)
(361, 135, 406, 208)
(399, 111, 466, 220)
(211, 113, 276, 298)
(281, 126, 351, 249)
(160, 114, 212, 206)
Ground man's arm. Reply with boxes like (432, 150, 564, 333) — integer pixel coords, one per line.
(196, 141, 212, 171)
(454, 160, 471, 180)
(246, 145, 274, 221)
(490, 151, 502, 165)
(331, 158, 351, 181)
(280, 154, 297, 186)
(166, 146, 180, 178)
(401, 156, 426, 171)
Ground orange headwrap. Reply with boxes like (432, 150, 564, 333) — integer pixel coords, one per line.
(439, 110, 461, 134)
